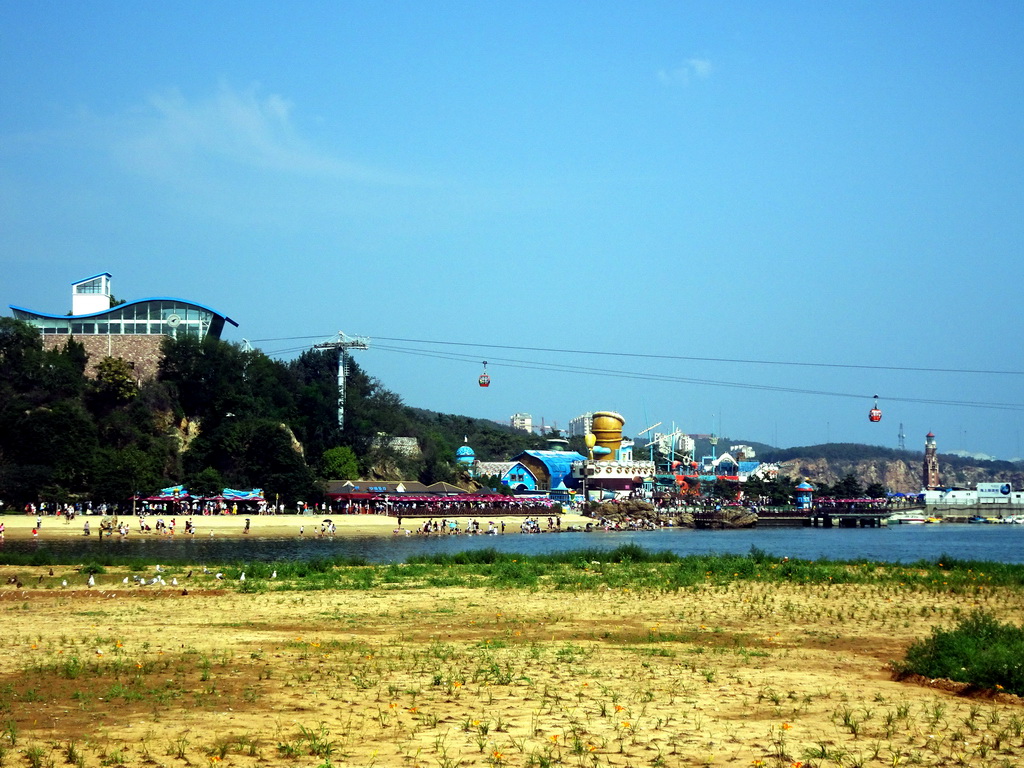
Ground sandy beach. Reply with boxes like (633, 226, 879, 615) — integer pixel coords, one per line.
(0, 509, 596, 540)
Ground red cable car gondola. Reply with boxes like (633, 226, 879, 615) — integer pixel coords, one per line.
(868, 394, 882, 422)
(478, 361, 490, 388)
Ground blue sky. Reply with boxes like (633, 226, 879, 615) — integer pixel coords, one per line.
(2, 2, 1022, 461)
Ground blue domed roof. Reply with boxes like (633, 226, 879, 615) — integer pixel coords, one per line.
(456, 444, 476, 465)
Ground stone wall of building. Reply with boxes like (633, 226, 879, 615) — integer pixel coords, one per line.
(41, 334, 165, 382)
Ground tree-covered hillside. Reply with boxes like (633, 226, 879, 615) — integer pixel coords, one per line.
(0, 319, 550, 506)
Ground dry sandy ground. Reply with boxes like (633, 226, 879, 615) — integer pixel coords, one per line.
(0, 511, 594, 540)
(1, 565, 1023, 768)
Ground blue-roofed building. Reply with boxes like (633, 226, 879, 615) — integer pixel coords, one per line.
(475, 461, 539, 492)
(795, 482, 815, 510)
(9, 273, 238, 380)
(455, 440, 476, 468)
(737, 461, 760, 480)
(513, 450, 588, 493)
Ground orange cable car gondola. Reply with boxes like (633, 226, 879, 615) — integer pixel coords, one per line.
(478, 361, 490, 388)
(868, 394, 882, 422)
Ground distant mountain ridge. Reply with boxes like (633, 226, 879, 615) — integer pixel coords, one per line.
(756, 442, 1024, 494)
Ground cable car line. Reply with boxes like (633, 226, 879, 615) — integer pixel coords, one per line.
(257, 340, 1024, 411)
(370, 342, 1024, 412)
(250, 333, 1024, 376)
(370, 336, 1024, 377)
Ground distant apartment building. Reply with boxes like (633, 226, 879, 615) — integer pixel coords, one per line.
(568, 412, 593, 437)
(510, 413, 533, 433)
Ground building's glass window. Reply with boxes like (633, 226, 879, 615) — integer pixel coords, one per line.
(97, 323, 108, 334)
(108, 323, 120, 334)
(82, 324, 95, 334)
(74, 277, 106, 294)
(71, 323, 84, 334)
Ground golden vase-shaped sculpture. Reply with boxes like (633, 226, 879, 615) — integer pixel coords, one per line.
(590, 411, 625, 461)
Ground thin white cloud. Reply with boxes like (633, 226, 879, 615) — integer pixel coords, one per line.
(657, 58, 713, 86)
(108, 81, 413, 186)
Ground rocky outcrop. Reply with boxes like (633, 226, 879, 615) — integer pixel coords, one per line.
(780, 457, 1024, 493)
(586, 500, 756, 529)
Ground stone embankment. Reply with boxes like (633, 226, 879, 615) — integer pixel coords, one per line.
(586, 500, 756, 529)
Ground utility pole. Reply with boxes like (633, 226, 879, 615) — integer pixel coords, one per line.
(314, 331, 369, 429)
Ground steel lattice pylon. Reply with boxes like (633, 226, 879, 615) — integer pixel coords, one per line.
(313, 331, 369, 429)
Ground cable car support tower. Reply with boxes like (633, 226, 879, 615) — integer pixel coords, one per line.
(314, 331, 370, 429)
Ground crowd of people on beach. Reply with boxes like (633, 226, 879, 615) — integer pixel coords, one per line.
(391, 516, 573, 536)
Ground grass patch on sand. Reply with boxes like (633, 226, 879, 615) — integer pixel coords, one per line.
(4, 545, 1024, 596)
(896, 610, 1024, 695)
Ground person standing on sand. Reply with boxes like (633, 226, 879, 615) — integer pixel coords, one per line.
(84, 520, 90, 536)
(244, 518, 250, 534)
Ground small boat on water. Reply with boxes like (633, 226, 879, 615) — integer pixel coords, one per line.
(887, 513, 928, 524)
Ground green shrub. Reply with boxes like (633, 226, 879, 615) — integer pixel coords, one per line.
(896, 610, 1024, 694)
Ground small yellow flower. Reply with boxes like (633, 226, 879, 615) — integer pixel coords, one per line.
(621, 721, 631, 729)
(782, 722, 792, 730)
(550, 734, 559, 743)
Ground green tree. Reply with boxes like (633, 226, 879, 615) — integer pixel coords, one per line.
(742, 475, 797, 506)
(188, 466, 226, 497)
(92, 356, 139, 405)
(92, 445, 166, 502)
(834, 473, 864, 498)
(321, 446, 359, 481)
(865, 482, 887, 498)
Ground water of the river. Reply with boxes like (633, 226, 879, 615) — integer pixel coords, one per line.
(2, 523, 1023, 564)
